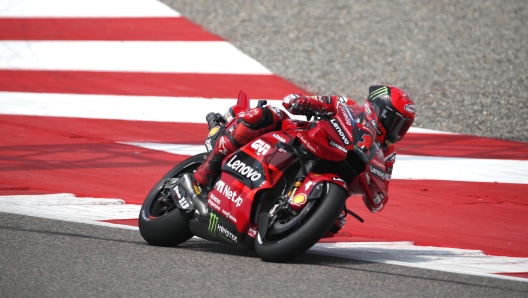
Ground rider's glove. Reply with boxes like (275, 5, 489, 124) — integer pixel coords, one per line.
(205, 112, 226, 130)
(282, 94, 329, 116)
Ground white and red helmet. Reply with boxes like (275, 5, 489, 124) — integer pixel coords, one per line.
(365, 85, 415, 146)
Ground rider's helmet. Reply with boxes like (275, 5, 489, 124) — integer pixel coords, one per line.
(364, 85, 415, 146)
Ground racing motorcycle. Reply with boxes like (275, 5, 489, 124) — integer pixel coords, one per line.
(138, 91, 387, 262)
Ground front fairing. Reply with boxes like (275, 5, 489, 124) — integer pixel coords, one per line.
(204, 131, 299, 245)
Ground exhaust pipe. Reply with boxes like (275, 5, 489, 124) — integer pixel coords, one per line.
(178, 173, 209, 217)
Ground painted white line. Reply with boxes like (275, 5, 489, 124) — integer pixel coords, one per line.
(0, 41, 271, 74)
(407, 127, 456, 134)
(0, 193, 139, 230)
(0, 193, 122, 206)
(0, 92, 444, 134)
(394, 155, 528, 184)
(125, 143, 208, 156)
(121, 142, 528, 184)
(0, 92, 285, 121)
(309, 242, 528, 282)
(0, 0, 180, 17)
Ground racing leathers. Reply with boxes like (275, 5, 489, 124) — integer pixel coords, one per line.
(282, 94, 394, 213)
(194, 104, 288, 188)
(193, 93, 396, 213)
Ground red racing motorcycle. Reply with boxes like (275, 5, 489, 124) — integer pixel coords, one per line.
(138, 91, 387, 262)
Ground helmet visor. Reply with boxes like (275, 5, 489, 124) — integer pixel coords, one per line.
(380, 107, 413, 143)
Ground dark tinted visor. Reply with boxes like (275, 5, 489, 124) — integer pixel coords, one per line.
(380, 107, 413, 142)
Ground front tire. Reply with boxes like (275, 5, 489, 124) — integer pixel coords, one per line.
(255, 183, 347, 262)
(138, 153, 207, 246)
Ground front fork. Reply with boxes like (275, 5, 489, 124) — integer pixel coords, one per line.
(268, 159, 318, 222)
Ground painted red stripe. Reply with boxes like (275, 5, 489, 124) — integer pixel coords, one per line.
(100, 219, 138, 227)
(0, 118, 188, 204)
(0, 17, 222, 41)
(495, 272, 528, 279)
(0, 115, 208, 144)
(336, 179, 528, 258)
(399, 133, 528, 160)
(3, 115, 527, 161)
(0, 70, 306, 99)
(1, 116, 527, 257)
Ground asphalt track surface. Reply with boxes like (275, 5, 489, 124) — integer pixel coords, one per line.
(163, 0, 528, 142)
(2, 213, 527, 298)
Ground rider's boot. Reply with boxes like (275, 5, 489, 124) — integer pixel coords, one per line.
(187, 105, 284, 198)
(193, 135, 239, 188)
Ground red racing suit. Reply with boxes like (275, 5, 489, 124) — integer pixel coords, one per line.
(282, 94, 395, 213)
(194, 94, 396, 213)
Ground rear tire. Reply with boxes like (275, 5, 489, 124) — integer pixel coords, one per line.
(138, 153, 207, 246)
(255, 183, 347, 262)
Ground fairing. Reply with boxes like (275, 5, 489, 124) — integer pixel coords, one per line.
(190, 90, 392, 245)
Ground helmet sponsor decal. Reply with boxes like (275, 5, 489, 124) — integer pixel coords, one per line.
(404, 104, 416, 114)
(369, 86, 389, 101)
(283, 94, 300, 106)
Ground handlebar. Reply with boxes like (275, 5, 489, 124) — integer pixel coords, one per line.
(307, 110, 334, 121)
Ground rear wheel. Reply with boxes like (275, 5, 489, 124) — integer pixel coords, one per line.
(138, 153, 207, 246)
(255, 182, 347, 262)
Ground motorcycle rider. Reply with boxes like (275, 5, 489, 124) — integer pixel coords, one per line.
(192, 85, 415, 215)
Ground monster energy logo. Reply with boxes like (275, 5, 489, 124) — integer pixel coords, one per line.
(369, 86, 388, 101)
(208, 213, 237, 243)
(208, 213, 219, 235)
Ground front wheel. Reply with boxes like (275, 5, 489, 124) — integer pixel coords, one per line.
(255, 182, 347, 262)
(138, 153, 207, 246)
